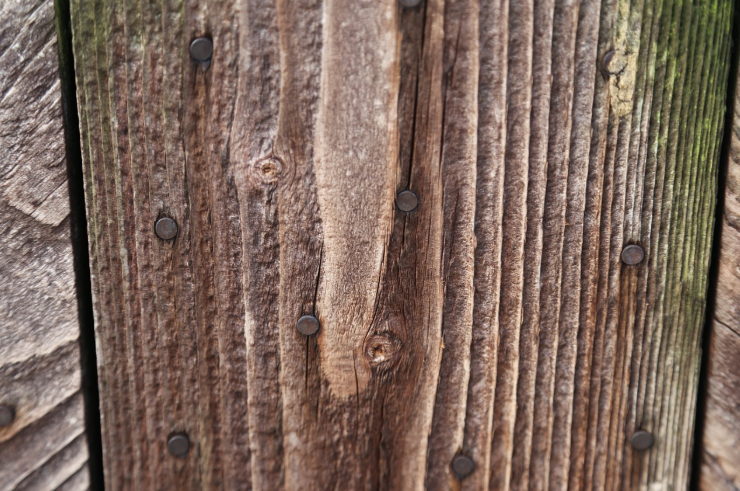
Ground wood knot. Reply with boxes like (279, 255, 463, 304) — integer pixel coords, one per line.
(364, 332, 402, 370)
(251, 156, 283, 185)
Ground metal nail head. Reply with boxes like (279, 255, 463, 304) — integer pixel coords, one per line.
(630, 430, 654, 451)
(451, 454, 475, 479)
(602, 50, 617, 74)
(155, 217, 178, 241)
(167, 434, 190, 457)
(621, 244, 645, 265)
(297, 315, 320, 336)
(399, 0, 422, 7)
(190, 38, 213, 61)
(0, 405, 15, 427)
(396, 190, 419, 212)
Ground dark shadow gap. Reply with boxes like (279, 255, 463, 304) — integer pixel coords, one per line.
(690, 2, 740, 489)
(54, 0, 105, 489)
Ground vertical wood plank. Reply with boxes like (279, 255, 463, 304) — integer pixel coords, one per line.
(488, 1, 533, 488)
(70, 0, 732, 488)
(424, 1, 479, 489)
(698, 10, 740, 488)
(462, 0, 508, 488)
(0, 0, 91, 487)
(231, 0, 280, 488)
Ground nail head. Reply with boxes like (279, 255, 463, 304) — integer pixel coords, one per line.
(190, 38, 213, 61)
(155, 217, 178, 241)
(396, 190, 419, 212)
(451, 454, 475, 479)
(621, 244, 645, 265)
(297, 315, 320, 336)
(630, 430, 654, 451)
(602, 50, 617, 74)
(0, 405, 15, 427)
(399, 0, 422, 7)
(167, 434, 190, 457)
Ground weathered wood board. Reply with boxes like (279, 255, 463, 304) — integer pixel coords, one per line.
(0, 0, 90, 489)
(698, 58, 740, 491)
(69, 0, 732, 489)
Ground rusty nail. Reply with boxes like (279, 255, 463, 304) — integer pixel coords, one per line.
(396, 190, 419, 212)
(190, 38, 213, 61)
(621, 244, 645, 265)
(155, 217, 178, 241)
(399, 0, 422, 6)
(297, 315, 320, 336)
(167, 434, 190, 457)
(0, 405, 15, 427)
(451, 454, 475, 479)
(630, 430, 654, 451)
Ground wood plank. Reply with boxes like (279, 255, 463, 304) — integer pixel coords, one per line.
(698, 48, 740, 491)
(699, 321, 740, 491)
(0, 0, 90, 488)
(70, 0, 732, 489)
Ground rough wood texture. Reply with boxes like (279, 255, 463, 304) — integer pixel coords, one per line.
(698, 57, 740, 491)
(70, 0, 732, 488)
(699, 322, 740, 491)
(0, 0, 90, 489)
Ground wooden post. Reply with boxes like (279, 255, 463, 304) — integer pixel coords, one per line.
(69, 0, 733, 489)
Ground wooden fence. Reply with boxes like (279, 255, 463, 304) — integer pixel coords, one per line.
(0, 0, 738, 489)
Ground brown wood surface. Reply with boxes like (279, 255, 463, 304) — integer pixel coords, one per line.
(70, 0, 732, 489)
(0, 0, 90, 489)
(698, 58, 740, 491)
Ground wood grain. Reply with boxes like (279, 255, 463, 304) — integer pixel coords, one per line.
(70, 0, 732, 488)
(0, 0, 90, 488)
(698, 49, 740, 491)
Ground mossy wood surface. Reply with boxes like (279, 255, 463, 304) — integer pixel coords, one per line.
(70, 0, 732, 489)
